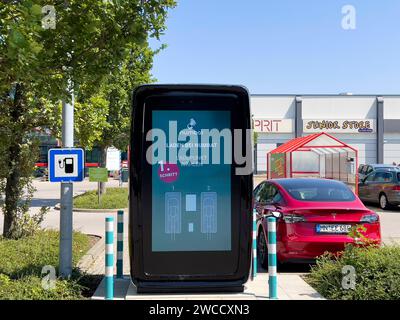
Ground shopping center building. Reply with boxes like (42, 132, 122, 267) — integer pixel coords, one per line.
(252, 94, 400, 173)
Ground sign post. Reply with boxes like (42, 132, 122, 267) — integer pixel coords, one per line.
(61, 98, 73, 279)
(89, 167, 108, 204)
(48, 146, 84, 278)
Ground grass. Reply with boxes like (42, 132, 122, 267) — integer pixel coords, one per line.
(73, 187, 128, 209)
(0, 230, 99, 300)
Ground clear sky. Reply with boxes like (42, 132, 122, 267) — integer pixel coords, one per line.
(150, 0, 400, 94)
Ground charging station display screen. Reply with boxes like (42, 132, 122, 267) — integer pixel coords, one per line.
(151, 110, 231, 252)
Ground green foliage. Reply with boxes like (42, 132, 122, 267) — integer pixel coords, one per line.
(347, 224, 377, 246)
(306, 245, 400, 300)
(7, 206, 49, 240)
(74, 187, 128, 209)
(0, 0, 176, 237)
(1, 0, 176, 100)
(253, 131, 259, 147)
(0, 274, 85, 300)
(0, 130, 46, 239)
(251, 115, 259, 145)
(0, 100, 43, 182)
(75, 94, 110, 148)
(0, 230, 90, 276)
(0, 230, 91, 299)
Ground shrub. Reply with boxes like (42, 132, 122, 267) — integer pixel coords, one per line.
(306, 244, 400, 300)
(7, 206, 49, 240)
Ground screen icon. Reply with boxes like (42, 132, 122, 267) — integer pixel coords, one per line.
(165, 192, 182, 238)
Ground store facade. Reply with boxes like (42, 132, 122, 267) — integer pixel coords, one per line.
(252, 95, 400, 173)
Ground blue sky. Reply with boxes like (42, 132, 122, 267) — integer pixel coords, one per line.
(150, 0, 400, 94)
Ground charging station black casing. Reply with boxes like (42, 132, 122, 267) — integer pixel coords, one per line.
(129, 85, 253, 293)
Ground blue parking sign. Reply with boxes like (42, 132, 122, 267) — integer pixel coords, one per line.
(48, 148, 85, 182)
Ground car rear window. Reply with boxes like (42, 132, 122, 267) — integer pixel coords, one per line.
(278, 179, 356, 202)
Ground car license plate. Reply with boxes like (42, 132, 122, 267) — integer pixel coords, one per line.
(316, 224, 352, 234)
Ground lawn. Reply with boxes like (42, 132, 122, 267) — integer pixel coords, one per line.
(0, 230, 98, 299)
(74, 187, 128, 209)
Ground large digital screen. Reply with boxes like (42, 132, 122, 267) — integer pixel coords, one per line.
(151, 110, 231, 252)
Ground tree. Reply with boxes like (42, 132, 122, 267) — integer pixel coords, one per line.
(57, 43, 158, 195)
(0, 0, 176, 238)
(92, 43, 157, 195)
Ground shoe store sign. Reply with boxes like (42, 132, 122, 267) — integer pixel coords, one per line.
(303, 119, 375, 133)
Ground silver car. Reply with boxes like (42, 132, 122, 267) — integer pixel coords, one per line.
(358, 168, 400, 210)
(358, 164, 398, 181)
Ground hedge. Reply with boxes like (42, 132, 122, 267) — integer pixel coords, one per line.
(306, 244, 400, 300)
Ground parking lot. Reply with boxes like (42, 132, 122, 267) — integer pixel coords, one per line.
(367, 204, 400, 244)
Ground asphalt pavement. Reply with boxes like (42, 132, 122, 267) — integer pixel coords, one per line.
(0, 178, 127, 236)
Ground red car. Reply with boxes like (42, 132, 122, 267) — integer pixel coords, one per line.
(255, 178, 381, 267)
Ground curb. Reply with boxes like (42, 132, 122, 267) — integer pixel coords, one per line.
(54, 204, 128, 213)
(77, 235, 104, 273)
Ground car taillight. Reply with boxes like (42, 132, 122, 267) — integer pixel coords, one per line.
(283, 214, 306, 223)
(360, 214, 379, 223)
(392, 185, 400, 191)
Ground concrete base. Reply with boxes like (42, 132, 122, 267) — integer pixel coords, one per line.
(92, 273, 324, 300)
(92, 277, 132, 300)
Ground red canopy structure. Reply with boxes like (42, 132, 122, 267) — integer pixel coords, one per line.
(267, 132, 359, 193)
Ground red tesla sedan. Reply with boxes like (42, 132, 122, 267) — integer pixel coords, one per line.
(255, 178, 381, 267)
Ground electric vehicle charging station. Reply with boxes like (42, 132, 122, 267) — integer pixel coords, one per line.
(129, 85, 253, 293)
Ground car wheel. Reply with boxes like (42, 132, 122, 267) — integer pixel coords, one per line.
(379, 193, 391, 210)
(257, 229, 268, 269)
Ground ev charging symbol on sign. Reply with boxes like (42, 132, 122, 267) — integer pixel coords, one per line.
(48, 148, 85, 182)
(55, 155, 77, 176)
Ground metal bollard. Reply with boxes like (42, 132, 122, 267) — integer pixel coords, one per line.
(116, 210, 124, 279)
(252, 208, 257, 279)
(105, 217, 114, 300)
(267, 216, 278, 299)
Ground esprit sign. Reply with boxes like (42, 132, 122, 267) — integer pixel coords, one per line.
(253, 119, 293, 133)
(303, 119, 375, 133)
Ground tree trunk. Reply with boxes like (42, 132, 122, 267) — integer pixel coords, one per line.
(3, 83, 24, 238)
(99, 145, 107, 195)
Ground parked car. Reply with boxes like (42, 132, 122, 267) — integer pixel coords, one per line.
(254, 178, 381, 267)
(33, 166, 47, 178)
(358, 164, 397, 181)
(358, 168, 400, 210)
